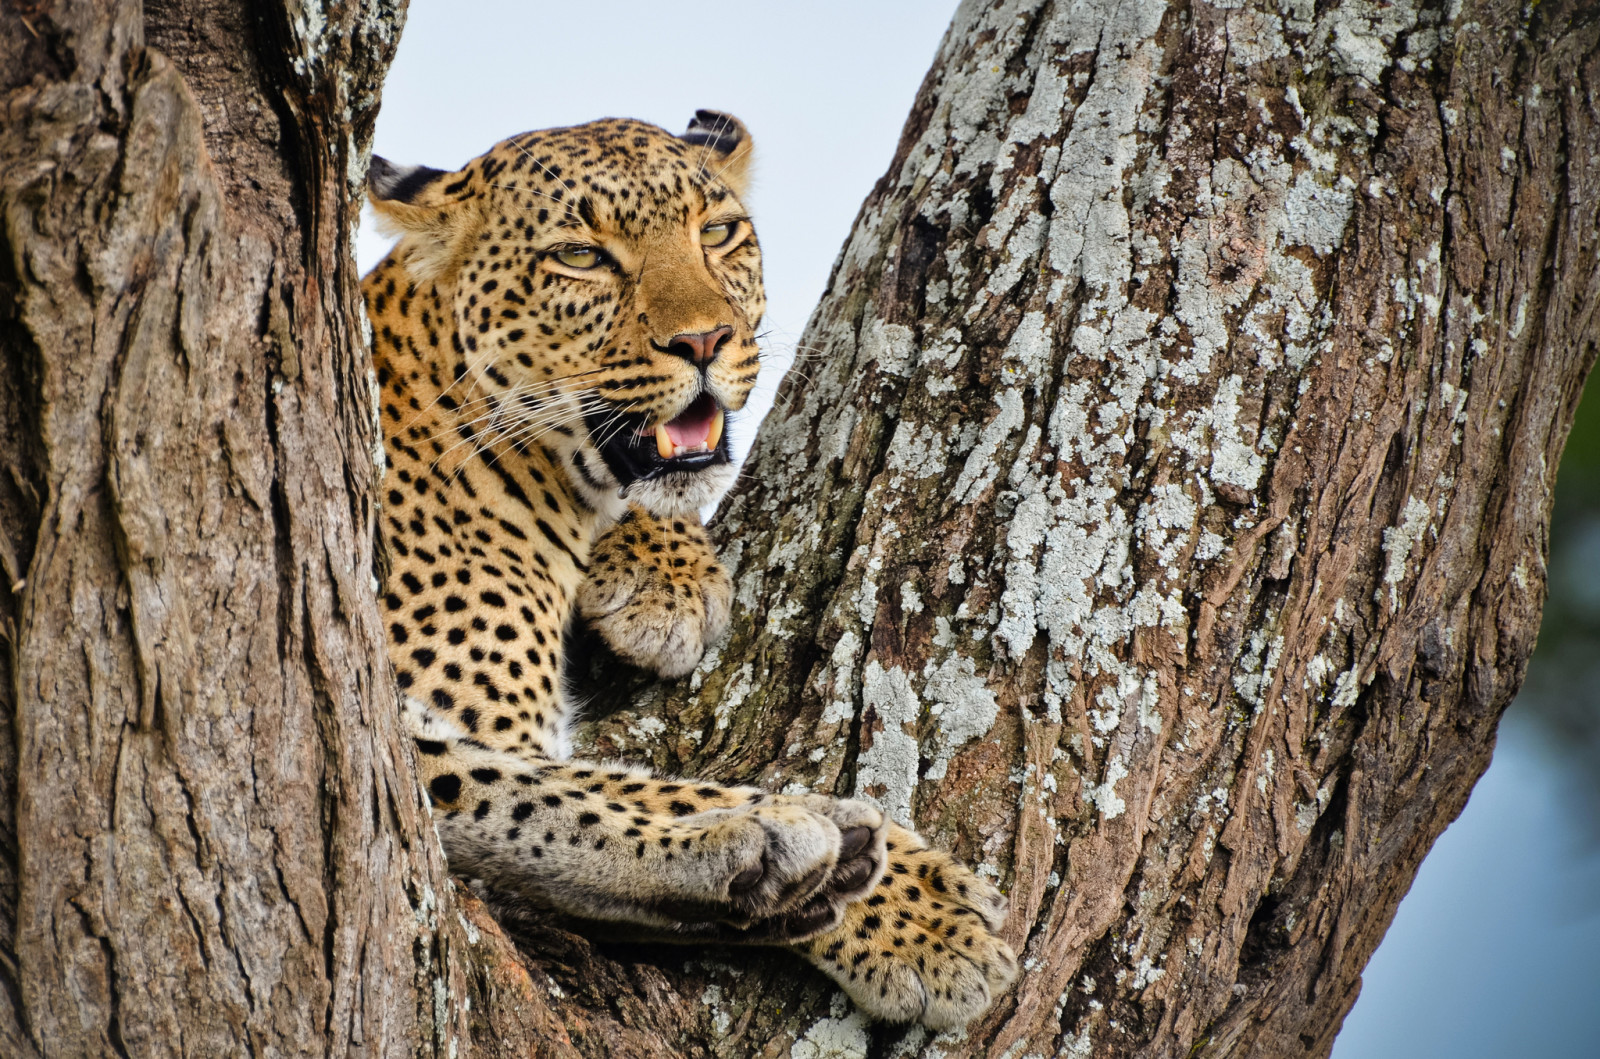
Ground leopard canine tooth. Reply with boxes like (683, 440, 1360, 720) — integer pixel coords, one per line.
(655, 424, 674, 460)
(706, 409, 725, 450)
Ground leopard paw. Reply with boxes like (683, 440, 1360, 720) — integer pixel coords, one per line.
(664, 801, 842, 926)
(794, 825, 1017, 1030)
(634, 797, 886, 946)
(770, 794, 889, 908)
(577, 508, 731, 678)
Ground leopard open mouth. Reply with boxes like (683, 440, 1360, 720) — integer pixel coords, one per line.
(585, 392, 731, 488)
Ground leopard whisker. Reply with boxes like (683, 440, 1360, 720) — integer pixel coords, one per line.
(416, 369, 610, 427)
(701, 143, 748, 190)
(481, 402, 613, 469)
(486, 180, 562, 205)
(404, 362, 606, 427)
(459, 399, 601, 471)
(424, 394, 591, 472)
(504, 137, 576, 194)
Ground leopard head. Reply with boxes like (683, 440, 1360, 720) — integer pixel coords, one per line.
(368, 111, 765, 516)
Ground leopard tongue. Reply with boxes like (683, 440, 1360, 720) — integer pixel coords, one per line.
(653, 407, 725, 460)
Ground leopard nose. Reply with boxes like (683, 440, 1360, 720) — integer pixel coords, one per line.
(665, 325, 732, 367)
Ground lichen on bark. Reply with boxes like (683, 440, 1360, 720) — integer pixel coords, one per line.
(572, 0, 1600, 1055)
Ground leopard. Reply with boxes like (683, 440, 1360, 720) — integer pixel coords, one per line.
(362, 110, 1017, 1030)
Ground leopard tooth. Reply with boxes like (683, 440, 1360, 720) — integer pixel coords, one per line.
(706, 409, 725, 450)
(655, 424, 674, 460)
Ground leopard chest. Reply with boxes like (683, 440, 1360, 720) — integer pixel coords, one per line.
(377, 353, 599, 759)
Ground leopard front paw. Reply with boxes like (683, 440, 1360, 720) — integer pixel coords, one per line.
(577, 510, 731, 678)
(771, 794, 889, 909)
(657, 802, 841, 927)
(640, 797, 886, 947)
(795, 825, 1017, 1031)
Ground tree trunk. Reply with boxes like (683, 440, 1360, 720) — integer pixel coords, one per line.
(561, 0, 1600, 1056)
(0, 2, 510, 1056)
(2, 2, 1595, 1059)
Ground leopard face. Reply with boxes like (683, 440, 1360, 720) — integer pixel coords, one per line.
(369, 111, 765, 517)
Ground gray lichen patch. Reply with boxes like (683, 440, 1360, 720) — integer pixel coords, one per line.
(552, 0, 1596, 1052)
(856, 660, 922, 824)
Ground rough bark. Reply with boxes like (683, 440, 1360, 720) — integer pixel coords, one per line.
(0, 1, 497, 1056)
(558, 0, 1600, 1056)
(3, 0, 1597, 1058)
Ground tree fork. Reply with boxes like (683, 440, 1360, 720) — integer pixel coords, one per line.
(2, 0, 1597, 1058)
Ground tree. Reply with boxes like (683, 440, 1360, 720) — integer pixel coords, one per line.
(1, 0, 1594, 1057)
(0, 1, 464, 1055)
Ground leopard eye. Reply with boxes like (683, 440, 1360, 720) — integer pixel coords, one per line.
(554, 247, 603, 269)
(699, 222, 734, 248)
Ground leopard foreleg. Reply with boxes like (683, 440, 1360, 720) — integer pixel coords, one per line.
(403, 700, 886, 934)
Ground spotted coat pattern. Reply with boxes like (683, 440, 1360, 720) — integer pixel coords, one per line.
(363, 113, 1015, 1029)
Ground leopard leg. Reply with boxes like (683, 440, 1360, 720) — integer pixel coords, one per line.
(404, 701, 886, 934)
(791, 824, 1018, 1030)
(577, 506, 731, 678)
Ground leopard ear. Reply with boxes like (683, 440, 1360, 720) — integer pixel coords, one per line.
(367, 156, 482, 281)
(681, 110, 753, 198)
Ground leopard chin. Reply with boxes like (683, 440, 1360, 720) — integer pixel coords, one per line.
(620, 461, 739, 518)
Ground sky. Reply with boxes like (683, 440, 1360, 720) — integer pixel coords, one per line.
(1331, 712, 1600, 1059)
(360, 4, 1600, 1054)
